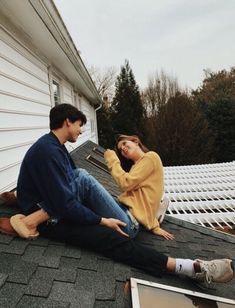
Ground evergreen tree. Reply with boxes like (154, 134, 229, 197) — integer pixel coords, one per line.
(193, 68, 235, 162)
(96, 105, 114, 148)
(111, 60, 145, 142)
(200, 98, 235, 162)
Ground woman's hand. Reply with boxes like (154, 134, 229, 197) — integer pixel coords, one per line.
(104, 150, 119, 169)
(152, 227, 174, 240)
(100, 217, 129, 237)
(104, 149, 115, 154)
(104, 150, 118, 161)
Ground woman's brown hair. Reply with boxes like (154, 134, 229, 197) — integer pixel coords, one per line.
(115, 134, 149, 172)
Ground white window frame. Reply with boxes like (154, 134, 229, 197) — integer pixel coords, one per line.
(52, 79, 61, 105)
(131, 278, 235, 308)
(73, 92, 81, 110)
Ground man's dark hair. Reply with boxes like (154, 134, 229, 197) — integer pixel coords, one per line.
(50, 104, 87, 130)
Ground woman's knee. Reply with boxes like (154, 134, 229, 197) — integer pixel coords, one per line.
(75, 168, 99, 189)
(75, 168, 89, 177)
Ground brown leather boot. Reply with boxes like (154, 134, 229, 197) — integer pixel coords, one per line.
(0, 191, 17, 205)
(0, 217, 18, 236)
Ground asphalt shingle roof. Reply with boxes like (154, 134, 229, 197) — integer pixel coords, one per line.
(0, 140, 234, 307)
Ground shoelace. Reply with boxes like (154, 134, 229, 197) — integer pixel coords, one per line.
(201, 261, 217, 284)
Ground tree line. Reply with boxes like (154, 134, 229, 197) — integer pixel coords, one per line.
(91, 62, 235, 166)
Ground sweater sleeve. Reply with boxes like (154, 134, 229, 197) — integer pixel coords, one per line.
(33, 152, 101, 225)
(151, 218, 161, 234)
(104, 150, 155, 192)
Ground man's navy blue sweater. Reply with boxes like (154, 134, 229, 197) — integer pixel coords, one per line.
(17, 132, 101, 225)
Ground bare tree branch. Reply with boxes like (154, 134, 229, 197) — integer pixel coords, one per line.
(142, 70, 180, 117)
(88, 65, 117, 103)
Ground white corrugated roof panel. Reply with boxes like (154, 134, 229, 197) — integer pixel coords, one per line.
(164, 161, 235, 230)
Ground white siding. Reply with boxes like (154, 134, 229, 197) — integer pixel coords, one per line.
(65, 96, 97, 152)
(62, 80, 73, 104)
(0, 30, 51, 192)
(0, 21, 99, 191)
(80, 97, 96, 142)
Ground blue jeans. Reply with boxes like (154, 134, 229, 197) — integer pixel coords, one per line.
(70, 168, 139, 238)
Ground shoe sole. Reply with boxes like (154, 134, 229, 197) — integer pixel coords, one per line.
(0, 191, 17, 205)
(0, 227, 18, 236)
(229, 260, 234, 278)
(220, 259, 234, 283)
(212, 259, 234, 283)
(0, 198, 18, 206)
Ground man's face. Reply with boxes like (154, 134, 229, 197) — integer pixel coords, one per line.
(67, 119, 83, 143)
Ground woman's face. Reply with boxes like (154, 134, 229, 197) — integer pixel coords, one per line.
(117, 139, 139, 160)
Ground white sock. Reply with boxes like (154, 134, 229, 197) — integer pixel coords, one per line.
(175, 259, 195, 277)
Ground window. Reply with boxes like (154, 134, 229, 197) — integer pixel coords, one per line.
(131, 278, 235, 308)
(52, 80, 61, 105)
(86, 154, 109, 173)
(92, 146, 105, 157)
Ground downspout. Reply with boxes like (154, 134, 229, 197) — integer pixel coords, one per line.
(95, 102, 102, 112)
(94, 100, 103, 144)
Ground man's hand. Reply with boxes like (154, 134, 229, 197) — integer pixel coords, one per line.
(100, 217, 129, 237)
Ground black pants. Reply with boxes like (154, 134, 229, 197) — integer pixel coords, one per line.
(39, 221, 168, 277)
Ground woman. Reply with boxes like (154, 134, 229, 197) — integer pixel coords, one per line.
(104, 134, 173, 240)
(8, 134, 173, 240)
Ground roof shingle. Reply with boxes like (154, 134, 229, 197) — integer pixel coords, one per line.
(0, 140, 234, 307)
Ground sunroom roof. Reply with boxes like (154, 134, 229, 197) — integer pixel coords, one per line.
(164, 161, 235, 231)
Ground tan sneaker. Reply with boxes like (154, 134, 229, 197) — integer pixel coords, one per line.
(194, 259, 234, 283)
(0, 191, 17, 205)
(0, 217, 18, 236)
(157, 196, 170, 224)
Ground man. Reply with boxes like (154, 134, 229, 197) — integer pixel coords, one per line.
(0, 104, 234, 284)
(13, 103, 135, 238)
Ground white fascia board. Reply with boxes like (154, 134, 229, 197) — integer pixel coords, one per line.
(1, 0, 102, 106)
(30, 0, 102, 106)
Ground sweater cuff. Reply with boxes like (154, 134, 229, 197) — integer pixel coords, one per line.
(151, 226, 161, 235)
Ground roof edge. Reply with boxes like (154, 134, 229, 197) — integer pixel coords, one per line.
(30, 0, 102, 105)
(165, 216, 235, 244)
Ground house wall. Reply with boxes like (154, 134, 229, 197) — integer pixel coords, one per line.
(0, 27, 51, 192)
(49, 71, 98, 152)
(0, 26, 98, 192)
(62, 80, 73, 105)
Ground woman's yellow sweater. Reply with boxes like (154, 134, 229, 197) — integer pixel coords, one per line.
(104, 150, 164, 234)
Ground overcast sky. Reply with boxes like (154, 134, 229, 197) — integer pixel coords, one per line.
(54, 0, 235, 90)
